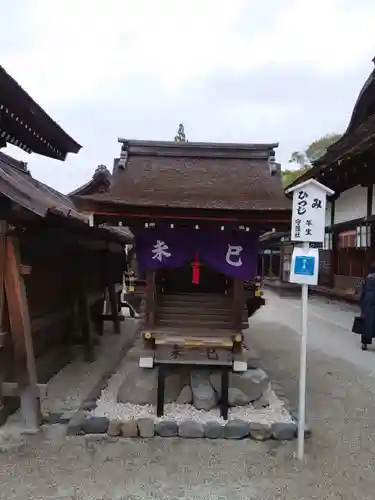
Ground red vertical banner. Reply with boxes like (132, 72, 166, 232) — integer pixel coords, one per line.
(192, 252, 200, 284)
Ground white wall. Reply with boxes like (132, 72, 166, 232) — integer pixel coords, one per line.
(334, 185, 367, 224)
(325, 201, 332, 227)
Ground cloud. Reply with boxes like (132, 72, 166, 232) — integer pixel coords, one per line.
(1, 0, 375, 193)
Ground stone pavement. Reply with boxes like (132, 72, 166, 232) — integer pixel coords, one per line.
(0, 292, 375, 499)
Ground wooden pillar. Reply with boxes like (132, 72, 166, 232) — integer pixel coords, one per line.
(279, 247, 284, 282)
(233, 278, 244, 331)
(262, 254, 266, 278)
(4, 235, 41, 429)
(108, 283, 120, 334)
(367, 185, 373, 270)
(269, 251, 273, 277)
(329, 199, 336, 289)
(331, 232, 338, 289)
(77, 257, 94, 362)
(0, 221, 7, 424)
(145, 270, 156, 328)
(103, 249, 121, 335)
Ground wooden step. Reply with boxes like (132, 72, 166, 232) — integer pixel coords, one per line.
(158, 310, 247, 322)
(158, 306, 232, 316)
(161, 294, 231, 303)
(149, 325, 237, 337)
(158, 313, 232, 323)
(160, 301, 232, 310)
(157, 318, 248, 330)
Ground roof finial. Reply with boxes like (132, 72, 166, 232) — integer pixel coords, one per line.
(93, 164, 110, 177)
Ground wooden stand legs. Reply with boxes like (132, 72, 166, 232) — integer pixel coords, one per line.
(221, 368, 229, 420)
(157, 365, 166, 417)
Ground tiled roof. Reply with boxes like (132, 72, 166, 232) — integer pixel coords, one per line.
(0, 64, 81, 159)
(0, 152, 132, 243)
(76, 140, 290, 212)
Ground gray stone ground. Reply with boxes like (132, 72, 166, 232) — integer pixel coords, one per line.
(1, 292, 375, 499)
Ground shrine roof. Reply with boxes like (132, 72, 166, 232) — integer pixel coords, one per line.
(69, 164, 112, 197)
(0, 65, 81, 160)
(73, 139, 291, 213)
(0, 151, 132, 243)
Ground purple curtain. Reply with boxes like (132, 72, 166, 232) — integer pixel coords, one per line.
(198, 231, 259, 280)
(135, 227, 196, 271)
(135, 227, 258, 280)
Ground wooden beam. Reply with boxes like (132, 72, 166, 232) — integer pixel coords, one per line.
(4, 235, 41, 429)
(232, 278, 244, 331)
(1, 382, 47, 400)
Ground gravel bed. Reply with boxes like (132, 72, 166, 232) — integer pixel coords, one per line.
(91, 356, 293, 424)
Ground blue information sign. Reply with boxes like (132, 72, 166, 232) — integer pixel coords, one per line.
(294, 256, 315, 276)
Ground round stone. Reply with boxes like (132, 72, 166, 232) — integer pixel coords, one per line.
(155, 421, 178, 437)
(178, 420, 204, 438)
(204, 421, 224, 439)
(224, 419, 250, 439)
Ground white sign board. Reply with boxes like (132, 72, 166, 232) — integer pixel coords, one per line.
(287, 179, 334, 243)
(285, 179, 334, 461)
(289, 246, 319, 286)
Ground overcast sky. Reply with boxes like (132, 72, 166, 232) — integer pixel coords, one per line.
(1, 0, 375, 193)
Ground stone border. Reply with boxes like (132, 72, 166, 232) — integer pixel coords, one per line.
(268, 379, 312, 441)
(65, 414, 299, 441)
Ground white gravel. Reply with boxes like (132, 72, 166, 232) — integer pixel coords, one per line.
(92, 356, 293, 424)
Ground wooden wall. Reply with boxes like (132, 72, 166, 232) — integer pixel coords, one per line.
(1, 225, 125, 384)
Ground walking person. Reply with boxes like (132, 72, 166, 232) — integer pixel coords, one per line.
(359, 261, 375, 350)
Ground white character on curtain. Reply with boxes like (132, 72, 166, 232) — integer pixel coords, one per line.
(226, 245, 243, 267)
(152, 240, 171, 262)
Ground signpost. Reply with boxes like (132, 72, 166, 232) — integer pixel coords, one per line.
(285, 179, 334, 461)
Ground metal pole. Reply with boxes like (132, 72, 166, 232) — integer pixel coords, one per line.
(297, 241, 309, 461)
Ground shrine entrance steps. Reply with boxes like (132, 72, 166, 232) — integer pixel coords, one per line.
(156, 293, 248, 332)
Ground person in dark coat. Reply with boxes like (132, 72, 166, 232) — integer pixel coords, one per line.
(360, 262, 375, 350)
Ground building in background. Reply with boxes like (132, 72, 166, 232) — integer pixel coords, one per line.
(0, 65, 130, 429)
(267, 56, 375, 300)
